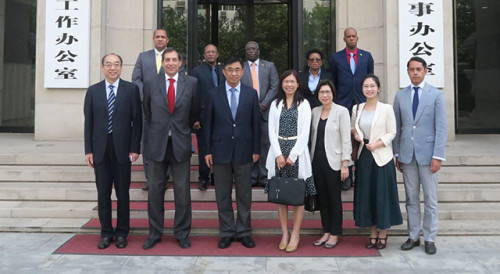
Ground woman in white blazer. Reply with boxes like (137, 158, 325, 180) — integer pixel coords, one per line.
(351, 75, 402, 250)
(266, 70, 316, 253)
(310, 80, 351, 248)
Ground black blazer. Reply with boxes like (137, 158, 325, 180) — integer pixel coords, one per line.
(189, 63, 225, 122)
(143, 73, 199, 162)
(202, 83, 261, 165)
(299, 68, 334, 109)
(84, 79, 142, 164)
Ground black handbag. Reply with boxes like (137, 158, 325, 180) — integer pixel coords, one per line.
(304, 194, 320, 212)
(267, 176, 306, 206)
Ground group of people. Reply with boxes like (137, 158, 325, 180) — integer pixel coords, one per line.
(83, 27, 447, 256)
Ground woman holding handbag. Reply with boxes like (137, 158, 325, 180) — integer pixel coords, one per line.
(309, 80, 351, 248)
(351, 74, 402, 250)
(266, 69, 316, 253)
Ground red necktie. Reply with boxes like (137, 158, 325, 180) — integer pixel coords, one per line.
(168, 78, 175, 114)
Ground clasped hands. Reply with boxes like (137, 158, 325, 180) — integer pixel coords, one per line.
(276, 154, 294, 170)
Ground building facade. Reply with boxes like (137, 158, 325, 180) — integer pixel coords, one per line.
(1, 0, 499, 140)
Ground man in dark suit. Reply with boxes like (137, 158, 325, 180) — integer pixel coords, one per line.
(394, 57, 447, 255)
(132, 29, 169, 190)
(142, 48, 199, 250)
(189, 44, 225, 190)
(203, 57, 261, 249)
(84, 53, 142, 249)
(240, 41, 278, 187)
(329, 27, 374, 190)
(299, 48, 334, 109)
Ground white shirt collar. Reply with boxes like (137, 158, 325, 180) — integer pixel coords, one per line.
(165, 73, 179, 82)
(248, 59, 260, 67)
(410, 81, 426, 90)
(225, 82, 241, 92)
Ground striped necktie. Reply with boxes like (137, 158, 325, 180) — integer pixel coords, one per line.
(107, 85, 115, 134)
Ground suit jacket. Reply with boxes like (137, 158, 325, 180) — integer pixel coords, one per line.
(132, 49, 165, 100)
(241, 59, 279, 121)
(310, 103, 352, 171)
(328, 48, 374, 109)
(84, 79, 142, 164)
(352, 102, 397, 166)
(202, 83, 261, 165)
(393, 83, 447, 165)
(143, 73, 199, 162)
(298, 68, 334, 109)
(266, 99, 313, 179)
(188, 62, 225, 121)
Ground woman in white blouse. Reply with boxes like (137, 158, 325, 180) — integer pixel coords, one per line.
(351, 75, 402, 250)
(266, 70, 316, 253)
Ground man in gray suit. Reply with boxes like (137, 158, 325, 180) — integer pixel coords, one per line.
(142, 48, 199, 250)
(393, 57, 448, 255)
(132, 29, 169, 190)
(241, 41, 279, 187)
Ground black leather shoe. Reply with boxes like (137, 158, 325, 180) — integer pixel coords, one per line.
(218, 237, 232, 249)
(238, 236, 256, 248)
(425, 241, 437, 255)
(177, 238, 191, 249)
(98, 237, 113, 249)
(401, 238, 420, 250)
(142, 183, 149, 190)
(142, 237, 161, 250)
(115, 237, 128, 249)
(342, 178, 352, 190)
(199, 180, 208, 191)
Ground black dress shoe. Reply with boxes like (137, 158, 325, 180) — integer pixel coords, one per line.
(424, 241, 437, 255)
(143, 237, 161, 250)
(342, 178, 352, 190)
(142, 183, 149, 190)
(238, 236, 256, 248)
(177, 238, 191, 249)
(115, 237, 128, 249)
(401, 238, 420, 250)
(218, 237, 232, 249)
(199, 180, 208, 191)
(98, 237, 113, 249)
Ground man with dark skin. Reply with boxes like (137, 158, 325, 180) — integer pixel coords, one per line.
(241, 41, 279, 187)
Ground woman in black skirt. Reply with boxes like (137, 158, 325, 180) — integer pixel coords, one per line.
(310, 80, 351, 248)
(351, 75, 402, 250)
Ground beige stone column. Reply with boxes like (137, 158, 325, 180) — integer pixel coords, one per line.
(34, 0, 156, 140)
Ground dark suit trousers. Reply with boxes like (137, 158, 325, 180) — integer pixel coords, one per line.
(196, 129, 210, 181)
(213, 161, 253, 238)
(94, 134, 131, 238)
(147, 139, 192, 240)
(252, 119, 269, 184)
(312, 155, 343, 235)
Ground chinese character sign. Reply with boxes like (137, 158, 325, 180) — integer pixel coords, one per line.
(399, 0, 444, 88)
(44, 0, 90, 88)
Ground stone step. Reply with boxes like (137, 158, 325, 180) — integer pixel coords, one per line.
(1, 165, 499, 183)
(0, 217, 498, 236)
(1, 182, 500, 203)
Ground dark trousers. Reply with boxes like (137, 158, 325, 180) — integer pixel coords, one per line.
(147, 139, 192, 240)
(94, 134, 131, 238)
(196, 129, 210, 181)
(252, 120, 269, 184)
(213, 161, 253, 238)
(312, 156, 343, 235)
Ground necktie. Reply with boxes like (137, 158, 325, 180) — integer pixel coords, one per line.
(251, 62, 259, 96)
(230, 88, 237, 120)
(168, 78, 175, 114)
(412, 86, 419, 119)
(211, 67, 218, 87)
(107, 85, 115, 134)
(349, 52, 356, 74)
(156, 52, 162, 73)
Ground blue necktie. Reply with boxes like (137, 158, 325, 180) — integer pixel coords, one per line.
(212, 67, 218, 87)
(350, 52, 356, 74)
(107, 85, 115, 134)
(412, 86, 419, 119)
(230, 88, 237, 120)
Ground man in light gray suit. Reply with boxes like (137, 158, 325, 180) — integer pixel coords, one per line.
(393, 57, 447, 255)
(241, 41, 279, 187)
(142, 48, 199, 250)
(132, 29, 169, 190)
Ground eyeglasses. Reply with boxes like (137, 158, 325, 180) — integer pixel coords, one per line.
(225, 68, 242, 74)
(308, 58, 322, 62)
(205, 50, 217, 54)
(103, 63, 121, 69)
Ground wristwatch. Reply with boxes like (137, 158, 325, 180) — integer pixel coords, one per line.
(342, 163, 349, 168)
